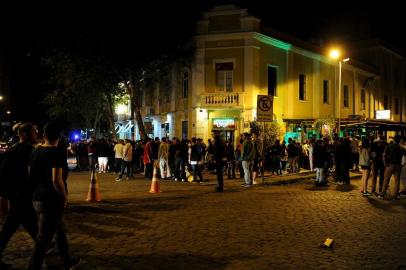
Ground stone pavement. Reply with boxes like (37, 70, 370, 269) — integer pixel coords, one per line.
(1, 170, 406, 270)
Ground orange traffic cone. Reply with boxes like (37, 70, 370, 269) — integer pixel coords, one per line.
(0, 197, 9, 215)
(149, 162, 161, 193)
(86, 169, 101, 202)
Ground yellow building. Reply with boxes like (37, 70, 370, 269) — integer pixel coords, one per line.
(126, 5, 405, 142)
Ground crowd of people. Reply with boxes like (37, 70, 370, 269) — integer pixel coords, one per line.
(1, 121, 406, 269)
(67, 131, 406, 200)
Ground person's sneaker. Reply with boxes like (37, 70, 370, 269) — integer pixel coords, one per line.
(181, 179, 187, 182)
(361, 192, 371, 196)
(215, 187, 223, 192)
(115, 178, 122, 182)
(65, 257, 82, 270)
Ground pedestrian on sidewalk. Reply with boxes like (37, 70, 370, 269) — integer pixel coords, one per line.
(226, 139, 236, 179)
(241, 133, 256, 187)
(189, 137, 203, 183)
(27, 121, 80, 270)
(399, 136, 406, 196)
(213, 131, 226, 192)
(370, 136, 386, 194)
(159, 137, 171, 180)
(313, 139, 328, 186)
(0, 123, 38, 269)
(359, 138, 372, 195)
(252, 132, 263, 184)
(381, 135, 405, 199)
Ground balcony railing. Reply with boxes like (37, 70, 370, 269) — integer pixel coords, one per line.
(201, 93, 242, 107)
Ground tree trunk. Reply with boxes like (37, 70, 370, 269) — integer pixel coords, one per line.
(106, 97, 117, 141)
(126, 79, 147, 141)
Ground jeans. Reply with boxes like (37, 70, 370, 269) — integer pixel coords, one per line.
(159, 158, 171, 179)
(0, 195, 37, 258)
(119, 160, 133, 179)
(372, 162, 385, 192)
(192, 164, 203, 182)
(216, 161, 224, 190)
(27, 201, 72, 270)
(315, 168, 324, 183)
(382, 164, 401, 196)
(227, 161, 236, 179)
(242, 161, 253, 185)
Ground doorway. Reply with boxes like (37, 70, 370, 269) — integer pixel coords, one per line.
(222, 130, 234, 143)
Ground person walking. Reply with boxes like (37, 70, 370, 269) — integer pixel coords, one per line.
(27, 121, 80, 270)
(0, 123, 38, 269)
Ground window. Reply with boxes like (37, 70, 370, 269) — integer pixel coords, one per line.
(361, 89, 366, 110)
(299, 74, 306, 101)
(323, 80, 329, 104)
(268, 66, 277, 96)
(183, 72, 189, 98)
(395, 98, 399, 114)
(384, 95, 388, 110)
(216, 63, 233, 91)
(343, 85, 349, 108)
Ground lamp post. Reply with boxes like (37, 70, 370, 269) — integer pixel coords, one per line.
(329, 49, 349, 137)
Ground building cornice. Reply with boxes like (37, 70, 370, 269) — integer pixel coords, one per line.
(195, 32, 377, 77)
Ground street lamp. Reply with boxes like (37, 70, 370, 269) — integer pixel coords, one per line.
(329, 49, 349, 136)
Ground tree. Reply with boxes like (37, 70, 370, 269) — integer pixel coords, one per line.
(250, 121, 281, 149)
(41, 48, 119, 138)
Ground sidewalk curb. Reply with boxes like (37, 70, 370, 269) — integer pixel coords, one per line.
(265, 172, 362, 186)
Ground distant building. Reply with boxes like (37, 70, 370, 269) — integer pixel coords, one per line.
(117, 5, 406, 142)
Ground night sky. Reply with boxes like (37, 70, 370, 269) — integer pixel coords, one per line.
(1, 0, 405, 124)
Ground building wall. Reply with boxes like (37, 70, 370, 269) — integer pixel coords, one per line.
(135, 5, 405, 143)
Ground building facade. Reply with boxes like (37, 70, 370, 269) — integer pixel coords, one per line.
(117, 5, 406, 143)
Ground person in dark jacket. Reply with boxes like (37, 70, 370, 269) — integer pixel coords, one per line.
(213, 132, 226, 192)
(0, 123, 38, 269)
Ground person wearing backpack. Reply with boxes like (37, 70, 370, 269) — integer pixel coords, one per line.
(0, 123, 38, 269)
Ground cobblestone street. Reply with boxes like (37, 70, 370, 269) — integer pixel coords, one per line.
(1, 171, 406, 270)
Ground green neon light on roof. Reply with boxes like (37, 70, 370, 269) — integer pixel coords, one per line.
(253, 33, 292, 51)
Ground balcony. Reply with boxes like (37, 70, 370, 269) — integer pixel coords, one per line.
(201, 93, 243, 108)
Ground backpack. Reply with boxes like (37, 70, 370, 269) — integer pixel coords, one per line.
(0, 146, 19, 198)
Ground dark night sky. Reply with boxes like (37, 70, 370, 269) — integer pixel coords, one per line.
(1, 0, 405, 124)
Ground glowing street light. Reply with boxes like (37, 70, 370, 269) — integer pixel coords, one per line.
(329, 48, 350, 136)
